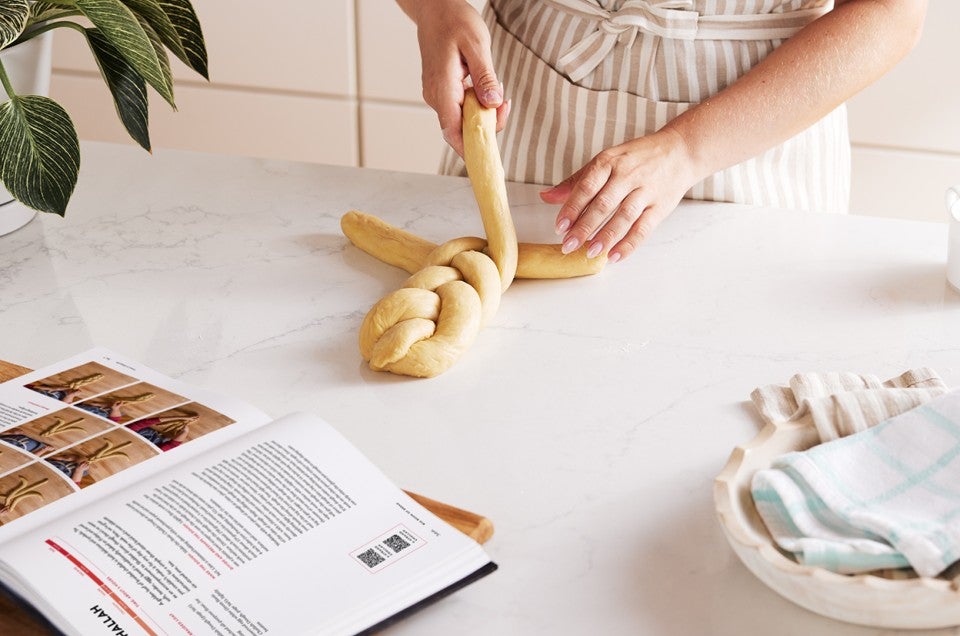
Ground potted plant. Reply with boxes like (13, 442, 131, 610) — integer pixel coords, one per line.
(0, 0, 208, 223)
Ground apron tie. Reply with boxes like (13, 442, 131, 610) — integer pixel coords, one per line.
(547, 0, 831, 82)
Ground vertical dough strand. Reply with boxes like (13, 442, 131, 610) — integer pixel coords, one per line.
(462, 92, 518, 293)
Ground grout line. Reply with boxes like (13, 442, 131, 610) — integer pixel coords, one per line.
(851, 141, 960, 159)
(352, 0, 364, 168)
(51, 68, 359, 104)
(51, 75, 433, 119)
(51, 71, 430, 111)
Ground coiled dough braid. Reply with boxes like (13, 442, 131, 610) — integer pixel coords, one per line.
(342, 92, 605, 378)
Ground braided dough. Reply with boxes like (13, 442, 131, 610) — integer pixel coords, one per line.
(342, 92, 605, 378)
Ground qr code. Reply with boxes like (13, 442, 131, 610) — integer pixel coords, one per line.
(382, 534, 411, 553)
(356, 549, 385, 568)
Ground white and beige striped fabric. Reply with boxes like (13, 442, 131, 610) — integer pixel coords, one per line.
(440, 0, 851, 213)
(751, 368, 949, 443)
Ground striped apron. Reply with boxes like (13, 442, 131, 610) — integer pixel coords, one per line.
(440, 0, 850, 213)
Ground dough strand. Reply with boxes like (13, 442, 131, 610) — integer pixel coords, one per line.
(341, 92, 605, 378)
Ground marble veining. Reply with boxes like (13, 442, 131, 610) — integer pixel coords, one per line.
(1, 142, 960, 635)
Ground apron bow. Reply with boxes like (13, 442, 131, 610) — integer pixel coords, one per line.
(549, 0, 700, 81)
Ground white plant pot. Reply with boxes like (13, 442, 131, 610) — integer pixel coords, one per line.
(0, 31, 53, 236)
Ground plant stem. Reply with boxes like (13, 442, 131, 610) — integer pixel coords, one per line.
(14, 19, 86, 45)
(0, 60, 16, 100)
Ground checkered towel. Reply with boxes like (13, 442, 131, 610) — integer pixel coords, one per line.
(750, 369, 960, 577)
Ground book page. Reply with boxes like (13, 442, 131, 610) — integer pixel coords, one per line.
(0, 413, 492, 636)
(0, 348, 271, 544)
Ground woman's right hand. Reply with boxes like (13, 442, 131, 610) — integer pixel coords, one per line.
(399, 0, 509, 155)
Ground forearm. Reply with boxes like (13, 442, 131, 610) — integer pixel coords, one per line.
(665, 0, 926, 183)
(396, 0, 421, 23)
(396, 0, 463, 25)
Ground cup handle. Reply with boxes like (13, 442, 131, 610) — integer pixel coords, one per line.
(947, 186, 960, 222)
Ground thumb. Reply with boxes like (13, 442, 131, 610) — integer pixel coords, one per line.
(464, 49, 502, 108)
(539, 173, 578, 204)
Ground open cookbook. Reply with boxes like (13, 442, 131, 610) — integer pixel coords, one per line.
(0, 349, 496, 635)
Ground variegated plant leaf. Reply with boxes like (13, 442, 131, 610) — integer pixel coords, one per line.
(0, 0, 29, 49)
(0, 95, 79, 216)
(120, 0, 188, 68)
(135, 16, 172, 109)
(28, 1, 81, 26)
(86, 28, 149, 150)
(75, 0, 174, 106)
(157, 0, 206, 79)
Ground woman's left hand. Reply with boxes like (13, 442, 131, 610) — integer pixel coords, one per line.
(540, 128, 698, 263)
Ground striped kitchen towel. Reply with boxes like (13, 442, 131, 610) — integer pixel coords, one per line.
(750, 369, 960, 577)
(750, 368, 947, 442)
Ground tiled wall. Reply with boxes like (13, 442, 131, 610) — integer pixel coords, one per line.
(50, 0, 362, 166)
(49, 1, 959, 223)
(845, 2, 960, 223)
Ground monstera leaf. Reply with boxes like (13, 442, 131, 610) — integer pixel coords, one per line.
(0, 95, 80, 216)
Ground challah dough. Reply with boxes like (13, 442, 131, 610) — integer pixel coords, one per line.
(341, 92, 605, 378)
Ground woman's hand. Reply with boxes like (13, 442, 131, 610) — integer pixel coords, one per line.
(540, 128, 698, 263)
(399, 0, 509, 155)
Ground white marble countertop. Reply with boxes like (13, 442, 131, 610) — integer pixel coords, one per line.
(2, 142, 960, 636)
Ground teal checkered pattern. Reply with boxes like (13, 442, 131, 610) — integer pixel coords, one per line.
(752, 390, 960, 577)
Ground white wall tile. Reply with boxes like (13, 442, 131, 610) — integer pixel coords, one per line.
(357, 0, 421, 103)
(846, 3, 960, 155)
(357, 0, 486, 104)
(52, 0, 356, 96)
(51, 74, 358, 166)
(849, 145, 960, 223)
(361, 102, 445, 173)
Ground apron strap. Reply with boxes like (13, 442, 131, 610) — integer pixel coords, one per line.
(546, 0, 832, 82)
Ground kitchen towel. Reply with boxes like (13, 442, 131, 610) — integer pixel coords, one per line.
(751, 368, 947, 442)
(750, 369, 960, 576)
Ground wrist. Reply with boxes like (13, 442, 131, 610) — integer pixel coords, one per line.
(655, 124, 704, 192)
(398, 0, 464, 26)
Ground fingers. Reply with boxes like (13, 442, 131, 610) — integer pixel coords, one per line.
(495, 98, 511, 133)
(462, 34, 502, 108)
(608, 205, 670, 263)
(421, 11, 503, 155)
(543, 170, 671, 262)
(441, 124, 465, 158)
(551, 162, 617, 253)
(539, 169, 581, 206)
(432, 57, 468, 156)
(587, 190, 653, 262)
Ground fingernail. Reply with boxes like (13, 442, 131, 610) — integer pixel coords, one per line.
(441, 128, 454, 146)
(561, 237, 580, 254)
(607, 252, 621, 264)
(586, 242, 603, 258)
(481, 87, 502, 106)
(555, 218, 571, 234)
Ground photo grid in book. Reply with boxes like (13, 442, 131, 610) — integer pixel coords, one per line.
(0, 357, 240, 521)
(0, 349, 495, 636)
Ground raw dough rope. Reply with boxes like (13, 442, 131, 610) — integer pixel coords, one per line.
(1, 476, 48, 513)
(66, 373, 104, 390)
(342, 92, 605, 378)
(86, 439, 132, 463)
(40, 416, 86, 438)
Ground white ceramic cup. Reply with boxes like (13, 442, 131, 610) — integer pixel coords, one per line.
(946, 186, 960, 292)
